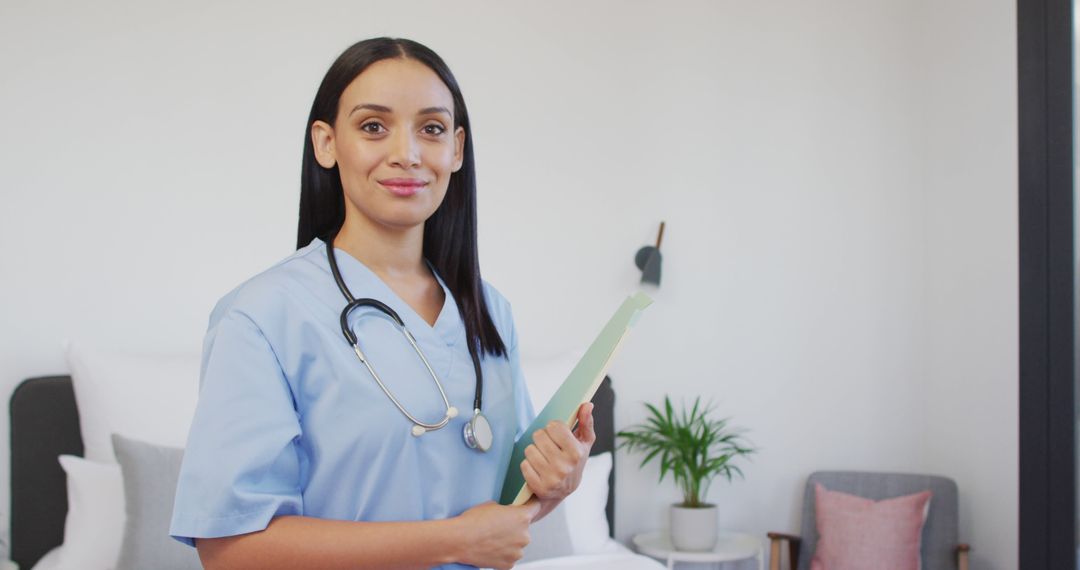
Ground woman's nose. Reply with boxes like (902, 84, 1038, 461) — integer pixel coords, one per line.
(387, 130, 421, 169)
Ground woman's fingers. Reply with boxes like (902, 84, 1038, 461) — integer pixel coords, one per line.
(533, 426, 566, 457)
(523, 406, 597, 501)
(523, 441, 551, 470)
(574, 403, 596, 445)
(521, 497, 542, 519)
(521, 458, 543, 494)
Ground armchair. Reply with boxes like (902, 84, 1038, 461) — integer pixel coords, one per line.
(767, 471, 970, 570)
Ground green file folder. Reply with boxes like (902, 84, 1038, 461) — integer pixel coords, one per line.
(499, 292, 653, 506)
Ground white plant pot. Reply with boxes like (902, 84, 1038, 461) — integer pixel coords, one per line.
(669, 503, 718, 551)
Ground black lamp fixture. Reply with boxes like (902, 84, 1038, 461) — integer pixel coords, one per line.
(634, 221, 665, 286)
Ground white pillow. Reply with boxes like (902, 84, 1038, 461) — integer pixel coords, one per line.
(56, 455, 125, 570)
(530, 452, 620, 557)
(562, 451, 620, 554)
(28, 545, 63, 570)
(64, 341, 200, 462)
(521, 350, 586, 411)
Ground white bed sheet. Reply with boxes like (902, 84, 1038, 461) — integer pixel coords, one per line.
(514, 541, 665, 570)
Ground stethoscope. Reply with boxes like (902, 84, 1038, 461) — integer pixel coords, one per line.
(326, 237, 493, 452)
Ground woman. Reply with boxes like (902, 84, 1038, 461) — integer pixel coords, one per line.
(169, 37, 595, 570)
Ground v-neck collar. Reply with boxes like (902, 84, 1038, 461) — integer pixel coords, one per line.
(315, 238, 460, 347)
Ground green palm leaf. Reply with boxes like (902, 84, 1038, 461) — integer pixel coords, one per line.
(616, 395, 757, 506)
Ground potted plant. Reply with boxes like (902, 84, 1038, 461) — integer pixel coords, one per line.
(617, 395, 756, 551)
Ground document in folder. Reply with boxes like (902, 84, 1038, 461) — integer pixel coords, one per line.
(499, 292, 653, 506)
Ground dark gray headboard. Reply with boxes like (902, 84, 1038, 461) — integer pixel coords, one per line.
(589, 376, 617, 534)
(9, 375, 616, 569)
(10, 376, 83, 570)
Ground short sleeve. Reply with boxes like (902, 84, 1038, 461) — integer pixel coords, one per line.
(169, 310, 303, 546)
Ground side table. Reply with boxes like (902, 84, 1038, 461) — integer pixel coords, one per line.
(632, 530, 764, 570)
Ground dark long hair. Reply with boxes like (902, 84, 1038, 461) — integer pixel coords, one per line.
(297, 37, 507, 363)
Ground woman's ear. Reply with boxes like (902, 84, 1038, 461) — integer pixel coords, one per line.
(451, 126, 465, 172)
(311, 120, 337, 169)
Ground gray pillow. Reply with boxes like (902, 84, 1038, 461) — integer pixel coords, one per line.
(111, 433, 202, 570)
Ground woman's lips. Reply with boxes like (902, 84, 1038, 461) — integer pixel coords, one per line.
(379, 179, 427, 197)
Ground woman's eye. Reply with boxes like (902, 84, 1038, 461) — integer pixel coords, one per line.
(422, 124, 446, 136)
(360, 122, 385, 134)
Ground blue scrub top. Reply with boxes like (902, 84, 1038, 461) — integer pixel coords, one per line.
(169, 238, 536, 569)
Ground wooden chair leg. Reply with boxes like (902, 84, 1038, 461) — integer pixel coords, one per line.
(957, 543, 971, 570)
(769, 539, 781, 570)
(767, 533, 801, 570)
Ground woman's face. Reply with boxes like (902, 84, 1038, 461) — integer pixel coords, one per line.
(311, 57, 465, 233)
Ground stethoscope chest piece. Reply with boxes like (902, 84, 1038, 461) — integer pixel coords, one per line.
(463, 409, 493, 452)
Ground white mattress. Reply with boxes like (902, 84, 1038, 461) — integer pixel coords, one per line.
(515, 552, 665, 569)
(514, 542, 665, 570)
(32, 542, 663, 570)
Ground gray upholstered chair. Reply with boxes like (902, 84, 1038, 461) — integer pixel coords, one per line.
(767, 471, 971, 570)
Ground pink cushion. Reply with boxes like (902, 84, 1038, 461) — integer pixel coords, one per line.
(810, 483, 932, 570)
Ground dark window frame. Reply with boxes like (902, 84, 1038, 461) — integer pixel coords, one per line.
(1018, 0, 1076, 568)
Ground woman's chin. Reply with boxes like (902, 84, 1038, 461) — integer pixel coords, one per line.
(345, 194, 444, 232)
(375, 210, 437, 232)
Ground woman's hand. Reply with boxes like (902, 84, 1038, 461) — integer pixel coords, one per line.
(454, 499, 542, 570)
(521, 402, 596, 503)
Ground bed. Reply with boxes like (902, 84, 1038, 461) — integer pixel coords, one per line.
(10, 373, 664, 569)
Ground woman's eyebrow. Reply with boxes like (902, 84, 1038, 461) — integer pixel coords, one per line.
(417, 106, 452, 118)
(349, 103, 391, 116)
(348, 103, 451, 118)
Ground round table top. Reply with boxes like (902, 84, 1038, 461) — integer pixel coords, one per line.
(632, 530, 762, 563)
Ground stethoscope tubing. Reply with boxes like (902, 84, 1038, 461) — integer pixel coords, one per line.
(325, 233, 489, 447)
(347, 308, 456, 431)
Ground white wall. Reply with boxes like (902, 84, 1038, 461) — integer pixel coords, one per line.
(0, 0, 1018, 567)
(917, 0, 1019, 568)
